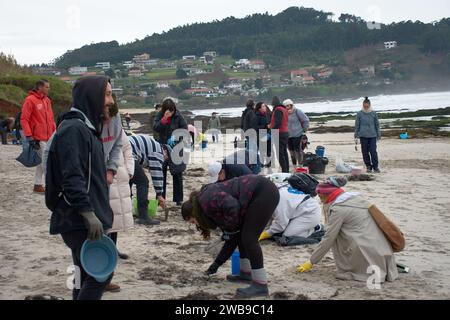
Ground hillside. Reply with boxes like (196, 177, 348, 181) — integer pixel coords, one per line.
(54, 6, 450, 68)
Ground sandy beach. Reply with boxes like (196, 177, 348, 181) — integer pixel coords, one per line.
(1, 132, 450, 300)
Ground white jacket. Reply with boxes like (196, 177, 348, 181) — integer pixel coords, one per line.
(108, 132, 135, 233)
(268, 185, 322, 238)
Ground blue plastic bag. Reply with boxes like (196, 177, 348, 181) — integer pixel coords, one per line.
(16, 144, 42, 168)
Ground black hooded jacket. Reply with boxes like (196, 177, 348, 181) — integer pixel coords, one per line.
(46, 76, 113, 235)
(153, 110, 188, 144)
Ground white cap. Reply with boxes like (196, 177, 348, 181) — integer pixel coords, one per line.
(208, 162, 223, 183)
(283, 99, 294, 107)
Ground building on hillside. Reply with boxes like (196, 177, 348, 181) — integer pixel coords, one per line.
(235, 59, 250, 68)
(359, 65, 376, 77)
(128, 68, 144, 78)
(133, 53, 151, 63)
(184, 88, 216, 98)
(203, 51, 217, 58)
(156, 81, 169, 89)
(123, 61, 135, 69)
(95, 62, 111, 70)
(112, 87, 124, 95)
(290, 69, 310, 82)
(138, 91, 148, 98)
(68, 66, 88, 75)
(384, 41, 397, 49)
(182, 55, 196, 60)
(380, 62, 392, 71)
(302, 76, 316, 86)
(192, 80, 207, 89)
(33, 66, 61, 76)
(249, 60, 266, 70)
(316, 68, 334, 79)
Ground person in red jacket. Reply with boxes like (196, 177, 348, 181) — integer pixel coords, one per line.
(20, 79, 56, 194)
(269, 96, 290, 173)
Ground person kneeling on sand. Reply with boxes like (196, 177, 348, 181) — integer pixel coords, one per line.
(297, 176, 398, 283)
(259, 173, 324, 246)
(181, 175, 280, 298)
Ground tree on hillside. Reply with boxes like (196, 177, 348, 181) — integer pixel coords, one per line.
(176, 68, 188, 79)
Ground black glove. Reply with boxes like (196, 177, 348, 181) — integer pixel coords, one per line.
(28, 139, 40, 150)
(80, 211, 104, 241)
(205, 262, 220, 276)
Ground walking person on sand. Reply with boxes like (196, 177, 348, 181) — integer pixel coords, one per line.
(355, 97, 381, 173)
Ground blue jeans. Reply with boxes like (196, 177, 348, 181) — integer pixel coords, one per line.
(360, 137, 379, 170)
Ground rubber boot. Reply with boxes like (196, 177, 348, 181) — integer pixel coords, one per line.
(236, 282, 269, 298)
(136, 201, 160, 225)
(226, 272, 252, 283)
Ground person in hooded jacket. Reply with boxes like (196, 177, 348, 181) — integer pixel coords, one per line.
(255, 102, 272, 167)
(20, 79, 56, 193)
(153, 98, 188, 205)
(269, 96, 290, 173)
(45, 76, 114, 300)
(182, 175, 280, 298)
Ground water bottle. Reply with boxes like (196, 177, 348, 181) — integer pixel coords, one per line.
(231, 250, 240, 276)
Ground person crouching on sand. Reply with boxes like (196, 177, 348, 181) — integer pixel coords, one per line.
(297, 176, 398, 283)
(181, 175, 280, 298)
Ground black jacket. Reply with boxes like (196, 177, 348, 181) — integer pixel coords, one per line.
(153, 110, 188, 144)
(46, 76, 113, 235)
(241, 107, 258, 132)
(223, 164, 252, 181)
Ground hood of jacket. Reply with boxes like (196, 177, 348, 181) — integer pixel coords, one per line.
(71, 76, 110, 134)
(28, 90, 48, 101)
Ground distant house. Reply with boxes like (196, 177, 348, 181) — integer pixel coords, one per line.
(33, 66, 61, 76)
(384, 41, 397, 49)
(133, 53, 151, 63)
(184, 88, 215, 97)
(359, 65, 376, 77)
(138, 91, 148, 97)
(203, 51, 217, 58)
(112, 87, 124, 95)
(290, 69, 310, 82)
(182, 55, 197, 60)
(123, 61, 135, 69)
(316, 68, 334, 79)
(192, 80, 207, 89)
(249, 60, 266, 71)
(128, 68, 144, 78)
(144, 59, 159, 66)
(156, 81, 169, 89)
(68, 66, 88, 75)
(236, 59, 250, 68)
(302, 76, 316, 85)
(95, 62, 111, 70)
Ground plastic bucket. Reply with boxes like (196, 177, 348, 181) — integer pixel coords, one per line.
(307, 157, 329, 175)
(315, 146, 325, 157)
(231, 250, 240, 276)
(400, 133, 409, 139)
(148, 199, 158, 218)
(81, 235, 118, 283)
(201, 141, 208, 149)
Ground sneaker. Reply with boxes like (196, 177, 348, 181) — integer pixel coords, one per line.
(366, 168, 372, 173)
(33, 185, 45, 194)
(236, 282, 269, 298)
(105, 283, 121, 293)
(373, 168, 381, 173)
(136, 218, 161, 226)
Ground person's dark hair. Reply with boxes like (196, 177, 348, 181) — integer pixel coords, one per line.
(35, 79, 49, 90)
(181, 191, 211, 240)
(109, 93, 119, 117)
(161, 98, 177, 114)
(3, 117, 15, 131)
(246, 99, 255, 109)
(155, 103, 162, 111)
(272, 96, 281, 107)
(255, 102, 264, 112)
(364, 96, 371, 105)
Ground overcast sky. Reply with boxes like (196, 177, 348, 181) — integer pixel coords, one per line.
(1, 0, 449, 65)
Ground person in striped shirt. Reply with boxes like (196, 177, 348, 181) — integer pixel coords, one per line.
(129, 134, 170, 225)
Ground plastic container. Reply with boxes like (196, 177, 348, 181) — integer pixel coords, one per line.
(231, 250, 240, 276)
(304, 153, 329, 175)
(315, 146, 325, 157)
(201, 140, 208, 149)
(80, 235, 118, 282)
(400, 132, 409, 140)
(132, 198, 157, 218)
(296, 167, 309, 174)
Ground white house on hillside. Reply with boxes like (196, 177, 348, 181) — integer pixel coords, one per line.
(69, 66, 88, 75)
(384, 41, 398, 49)
(182, 55, 197, 60)
(95, 62, 111, 70)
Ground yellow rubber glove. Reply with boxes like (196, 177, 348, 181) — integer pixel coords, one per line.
(297, 261, 313, 273)
(258, 231, 272, 241)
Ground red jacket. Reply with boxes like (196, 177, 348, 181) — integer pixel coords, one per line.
(270, 105, 289, 133)
(20, 91, 56, 141)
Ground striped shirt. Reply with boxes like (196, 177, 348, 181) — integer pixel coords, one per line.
(129, 134, 165, 196)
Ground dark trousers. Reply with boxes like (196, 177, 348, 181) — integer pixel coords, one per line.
(61, 230, 113, 300)
(0, 127, 7, 144)
(162, 163, 184, 203)
(274, 133, 290, 173)
(288, 136, 303, 166)
(238, 177, 280, 269)
(130, 161, 149, 215)
(189, 131, 195, 149)
(360, 137, 379, 170)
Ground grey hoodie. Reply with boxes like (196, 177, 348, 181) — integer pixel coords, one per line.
(101, 114, 123, 173)
(288, 107, 310, 138)
(355, 110, 381, 139)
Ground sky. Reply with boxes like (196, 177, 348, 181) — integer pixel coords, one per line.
(1, 0, 450, 65)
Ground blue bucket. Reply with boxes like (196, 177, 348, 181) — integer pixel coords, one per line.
(400, 133, 409, 140)
(315, 146, 325, 157)
(81, 235, 118, 283)
(201, 140, 208, 149)
(231, 250, 240, 276)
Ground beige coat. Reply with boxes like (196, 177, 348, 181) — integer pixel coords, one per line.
(310, 192, 398, 283)
(108, 133, 135, 233)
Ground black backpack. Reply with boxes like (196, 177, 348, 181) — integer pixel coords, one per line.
(287, 173, 319, 197)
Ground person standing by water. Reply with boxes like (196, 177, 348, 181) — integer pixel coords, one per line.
(181, 175, 280, 298)
(45, 76, 115, 300)
(269, 97, 290, 173)
(208, 112, 221, 143)
(355, 97, 381, 173)
(20, 79, 56, 194)
(283, 99, 309, 169)
(255, 102, 272, 167)
(153, 98, 188, 206)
